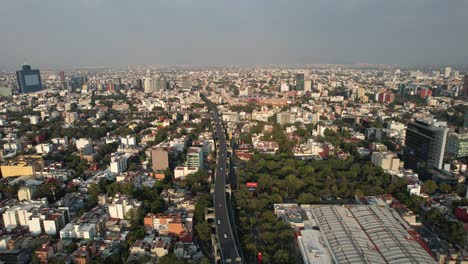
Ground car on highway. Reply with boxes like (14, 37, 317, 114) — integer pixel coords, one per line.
(217, 219, 221, 225)
(224, 233, 228, 239)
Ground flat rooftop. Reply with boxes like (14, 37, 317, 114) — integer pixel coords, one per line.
(298, 229, 333, 264)
(302, 205, 436, 264)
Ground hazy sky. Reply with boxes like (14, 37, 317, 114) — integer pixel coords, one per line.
(1, 0, 468, 69)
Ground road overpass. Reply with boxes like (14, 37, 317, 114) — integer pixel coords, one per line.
(212, 109, 242, 264)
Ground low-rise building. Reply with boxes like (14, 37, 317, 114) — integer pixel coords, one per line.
(251, 134, 279, 154)
(59, 223, 96, 240)
(407, 183, 422, 196)
(129, 237, 171, 258)
(150, 147, 169, 172)
(371, 152, 401, 171)
(174, 242, 203, 262)
(174, 166, 198, 180)
(72, 246, 91, 264)
(296, 204, 435, 264)
(0, 155, 44, 178)
(35, 143, 53, 154)
(35, 238, 63, 264)
(144, 213, 185, 236)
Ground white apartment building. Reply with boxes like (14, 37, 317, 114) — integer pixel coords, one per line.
(18, 186, 34, 201)
(222, 112, 239, 122)
(3, 210, 19, 229)
(3, 142, 21, 152)
(29, 116, 40, 125)
(120, 135, 137, 146)
(407, 184, 422, 196)
(59, 223, 96, 240)
(65, 112, 78, 124)
(110, 153, 129, 173)
(35, 143, 53, 154)
(108, 195, 142, 219)
(252, 110, 275, 122)
(51, 137, 68, 148)
(2, 200, 57, 232)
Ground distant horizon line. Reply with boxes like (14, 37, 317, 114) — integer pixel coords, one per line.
(1, 62, 468, 72)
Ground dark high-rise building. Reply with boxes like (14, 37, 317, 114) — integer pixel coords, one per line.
(463, 75, 468, 99)
(113, 78, 122, 91)
(464, 112, 468, 129)
(16, 64, 42, 93)
(59, 71, 66, 89)
(59, 71, 65, 84)
(70, 76, 85, 89)
(398, 83, 405, 95)
(295, 73, 304, 91)
(153, 78, 168, 91)
(136, 79, 143, 90)
(404, 120, 448, 172)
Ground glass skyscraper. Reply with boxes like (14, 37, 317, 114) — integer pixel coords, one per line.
(16, 64, 42, 93)
(295, 73, 304, 91)
(404, 120, 448, 172)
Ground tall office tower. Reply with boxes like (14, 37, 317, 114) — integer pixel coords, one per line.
(404, 120, 448, 172)
(444, 67, 451, 78)
(464, 112, 468, 129)
(151, 77, 158, 91)
(112, 78, 122, 90)
(70, 76, 85, 89)
(144, 78, 152, 93)
(187, 147, 203, 169)
(153, 78, 168, 91)
(182, 78, 191, 90)
(463, 76, 468, 99)
(136, 79, 143, 90)
(398, 83, 405, 95)
(60, 71, 65, 85)
(16, 64, 42, 93)
(304, 80, 312, 92)
(295, 73, 305, 91)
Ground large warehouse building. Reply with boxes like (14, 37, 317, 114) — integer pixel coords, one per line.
(279, 204, 436, 264)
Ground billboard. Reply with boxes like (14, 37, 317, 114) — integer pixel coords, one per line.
(246, 182, 257, 191)
(246, 182, 258, 188)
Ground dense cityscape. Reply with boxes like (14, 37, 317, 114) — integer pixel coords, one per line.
(0, 63, 466, 264)
(1, 0, 468, 263)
